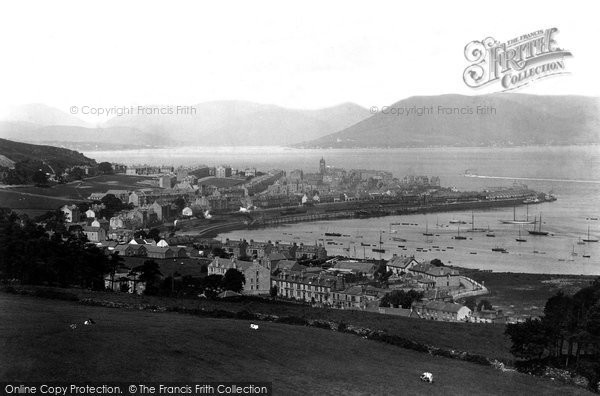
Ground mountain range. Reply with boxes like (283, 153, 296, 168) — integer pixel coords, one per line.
(298, 94, 600, 148)
(0, 101, 371, 149)
(0, 95, 598, 149)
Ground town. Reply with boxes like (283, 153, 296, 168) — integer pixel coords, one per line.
(6, 157, 551, 324)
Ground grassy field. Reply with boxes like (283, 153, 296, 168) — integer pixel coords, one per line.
(0, 174, 153, 214)
(28, 287, 512, 362)
(0, 294, 591, 395)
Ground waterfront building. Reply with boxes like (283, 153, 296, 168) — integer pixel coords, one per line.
(408, 263, 460, 289)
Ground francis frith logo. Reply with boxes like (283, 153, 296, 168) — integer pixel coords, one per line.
(463, 28, 572, 91)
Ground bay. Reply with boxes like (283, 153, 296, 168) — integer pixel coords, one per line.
(85, 145, 600, 274)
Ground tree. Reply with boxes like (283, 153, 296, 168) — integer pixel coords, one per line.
(379, 289, 423, 309)
(173, 196, 186, 212)
(147, 228, 161, 243)
(505, 318, 550, 361)
(137, 260, 163, 295)
(430, 258, 444, 267)
(222, 268, 245, 292)
(99, 194, 125, 218)
(477, 299, 493, 311)
(134, 229, 148, 239)
(67, 167, 85, 181)
(201, 274, 224, 298)
(108, 253, 125, 290)
(98, 162, 114, 174)
(32, 170, 48, 186)
(464, 296, 477, 311)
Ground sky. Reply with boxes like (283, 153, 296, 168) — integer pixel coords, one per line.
(0, 0, 598, 122)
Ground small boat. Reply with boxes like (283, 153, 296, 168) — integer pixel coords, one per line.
(583, 253, 591, 258)
(469, 252, 477, 255)
(449, 219, 467, 224)
(372, 248, 385, 253)
(492, 247, 507, 252)
(361, 242, 370, 247)
(325, 232, 342, 237)
(582, 226, 598, 243)
(516, 226, 527, 242)
(392, 237, 407, 242)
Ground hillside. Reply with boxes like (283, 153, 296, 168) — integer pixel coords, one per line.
(0, 293, 588, 395)
(298, 94, 600, 148)
(0, 138, 96, 172)
(103, 101, 371, 146)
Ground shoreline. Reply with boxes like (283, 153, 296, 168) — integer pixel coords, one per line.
(178, 197, 536, 238)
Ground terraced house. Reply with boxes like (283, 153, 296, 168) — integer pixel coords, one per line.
(272, 270, 344, 304)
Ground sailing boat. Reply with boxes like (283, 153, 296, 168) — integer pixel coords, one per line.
(453, 224, 467, 240)
(528, 213, 549, 236)
(500, 205, 535, 225)
(423, 221, 433, 237)
(467, 211, 486, 232)
(516, 226, 527, 242)
(582, 225, 598, 242)
(372, 231, 385, 254)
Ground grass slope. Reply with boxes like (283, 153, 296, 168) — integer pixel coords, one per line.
(0, 294, 590, 395)
(0, 137, 95, 171)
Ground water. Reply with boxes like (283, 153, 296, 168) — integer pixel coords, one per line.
(85, 145, 600, 274)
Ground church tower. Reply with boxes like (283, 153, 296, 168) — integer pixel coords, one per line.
(319, 157, 326, 175)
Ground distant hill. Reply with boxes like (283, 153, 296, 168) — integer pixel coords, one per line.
(103, 101, 371, 146)
(1, 101, 370, 148)
(4, 104, 92, 128)
(0, 122, 170, 150)
(0, 138, 96, 173)
(297, 94, 600, 148)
